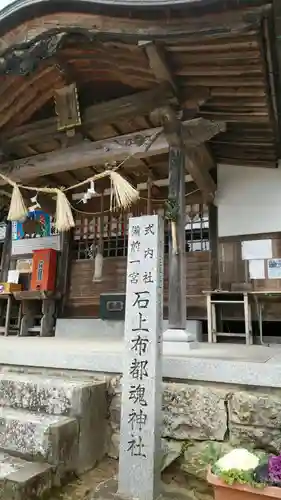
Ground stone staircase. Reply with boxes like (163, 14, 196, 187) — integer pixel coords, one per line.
(0, 371, 107, 499)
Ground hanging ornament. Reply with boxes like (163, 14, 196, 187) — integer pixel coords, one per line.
(88, 180, 96, 196)
(78, 181, 97, 204)
(165, 198, 179, 255)
(93, 251, 103, 282)
(93, 193, 104, 282)
(8, 184, 28, 222)
(55, 189, 75, 232)
(28, 193, 41, 212)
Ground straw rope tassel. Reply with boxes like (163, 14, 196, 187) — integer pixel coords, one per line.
(55, 190, 75, 231)
(109, 171, 139, 209)
(8, 184, 28, 222)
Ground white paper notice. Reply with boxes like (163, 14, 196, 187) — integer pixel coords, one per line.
(7, 270, 20, 284)
(242, 239, 272, 260)
(268, 259, 281, 279)
(249, 260, 265, 280)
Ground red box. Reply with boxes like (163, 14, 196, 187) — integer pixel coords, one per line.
(30, 249, 57, 292)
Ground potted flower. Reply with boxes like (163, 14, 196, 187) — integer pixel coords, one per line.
(207, 448, 281, 500)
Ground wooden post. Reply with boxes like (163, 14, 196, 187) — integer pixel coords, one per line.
(147, 173, 152, 215)
(209, 203, 219, 290)
(99, 192, 105, 254)
(57, 228, 73, 317)
(208, 167, 219, 290)
(168, 146, 186, 329)
(0, 222, 11, 282)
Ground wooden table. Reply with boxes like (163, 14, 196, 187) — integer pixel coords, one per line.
(204, 289, 281, 345)
(249, 291, 281, 346)
(203, 290, 253, 345)
(13, 291, 61, 337)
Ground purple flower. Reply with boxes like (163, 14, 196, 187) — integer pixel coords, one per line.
(268, 455, 281, 483)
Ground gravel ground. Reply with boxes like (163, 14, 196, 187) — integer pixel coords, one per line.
(49, 458, 193, 500)
(50, 459, 118, 500)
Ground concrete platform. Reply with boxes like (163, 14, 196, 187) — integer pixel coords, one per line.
(0, 372, 107, 473)
(0, 452, 52, 500)
(0, 407, 78, 471)
(1, 337, 281, 387)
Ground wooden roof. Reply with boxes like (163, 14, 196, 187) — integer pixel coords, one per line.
(0, 0, 279, 196)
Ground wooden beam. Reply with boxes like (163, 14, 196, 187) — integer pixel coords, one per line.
(154, 106, 218, 202)
(2, 86, 212, 150)
(182, 118, 226, 146)
(140, 42, 211, 119)
(185, 145, 216, 203)
(139, 41, 178, 95)
(0, 119, 225, 185)
(2, 84, 174, 147)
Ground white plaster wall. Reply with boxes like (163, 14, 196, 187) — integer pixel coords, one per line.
(217, 164, 281, 237)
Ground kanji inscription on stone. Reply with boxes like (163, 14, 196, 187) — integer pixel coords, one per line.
(118, 215, 164, 500)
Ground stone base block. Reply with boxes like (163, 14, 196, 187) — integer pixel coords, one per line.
(163, 340, 198, 356)
(0, 451, 53, 500)
(0, 372, 107, 473)
(91, 478, 193, 500)
(163, 328, 197, 343)
(163, 327, 199, 355)
(0, 408, 78, 473)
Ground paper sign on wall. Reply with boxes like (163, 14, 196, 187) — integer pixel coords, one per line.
(249, 260, 265, 280)
(242, 239, 272, 260)
(268, 259, 281, 279)
(7, 270, 20, 284)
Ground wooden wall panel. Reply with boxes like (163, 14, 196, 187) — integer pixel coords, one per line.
(66, 251, 210, 318)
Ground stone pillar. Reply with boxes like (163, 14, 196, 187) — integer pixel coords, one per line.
(118, 215, 164, 500)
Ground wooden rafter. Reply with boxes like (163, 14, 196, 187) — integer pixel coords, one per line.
(139, 42, 211, 118)
(0, 119, 225, 185)
(139, 41, 178, 96)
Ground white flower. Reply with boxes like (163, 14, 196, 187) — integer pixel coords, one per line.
(216, 449, 259, 471)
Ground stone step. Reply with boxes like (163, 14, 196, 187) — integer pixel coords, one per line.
(0, 371, 100, 415)
(0, 372, 107, 473)
(0, 407, 78, 475)
(0, 451, 53, 500)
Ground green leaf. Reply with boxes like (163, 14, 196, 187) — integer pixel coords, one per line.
(212, 467, 266, 489)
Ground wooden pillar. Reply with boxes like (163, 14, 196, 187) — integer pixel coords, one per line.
(209, 203, 219, 290)
(0, 222, 11, 282)
(147, 173, 152, 215)
(168, 147, 186, 329)
(208, 168, 219, 290)
(57, 228, 73, 317)
(153, 105, 216, 337)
